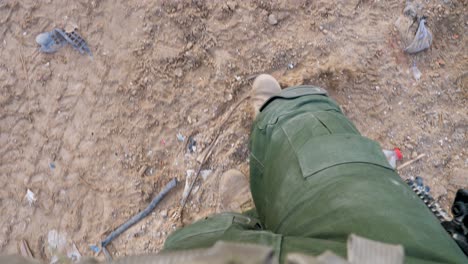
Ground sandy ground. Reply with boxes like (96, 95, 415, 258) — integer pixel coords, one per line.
(0, 0, 467, 261)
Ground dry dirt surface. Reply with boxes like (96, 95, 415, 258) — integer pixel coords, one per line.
(1, 0, 467, 261)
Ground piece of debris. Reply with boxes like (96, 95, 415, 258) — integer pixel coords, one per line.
(226, 1, 237, 11)
(24, 189, 36, 206)
(89, 245, 99, 254)
(201, 169, 212, 181)
(49, 162, 56, 170)
(176, 132, 185, 142)
(188, 136, 197, 153)
(138, 165, 148, 177)
(101, 178, 177, 248)
(181, 170, 195, 205)
(397, 153, 426, 170)
(35, 30, 66, 53)
(48, 229, 67, 252)
(36, 28, 92, 57)
(403, 1, 418, 19)
(411, 63, 422, 81)
(67, 243, 82, 262)
(405, 19, 433, 54)
(160, 209, 168, 218)
(174, 68, 183, 78)
(18, 239, 34, 258)
(287, 62, 295, 69)
(268, 14, 278, 25)
(383, 148, 403, 169)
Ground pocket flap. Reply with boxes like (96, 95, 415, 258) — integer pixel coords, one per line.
(296, 134, 393, 178)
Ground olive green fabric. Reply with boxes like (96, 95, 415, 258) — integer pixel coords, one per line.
(164, 86, 467, 263)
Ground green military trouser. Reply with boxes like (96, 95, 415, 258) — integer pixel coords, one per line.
(164, 86, 467, 263)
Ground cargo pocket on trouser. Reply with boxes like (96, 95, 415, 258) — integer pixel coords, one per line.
(278, 109, 392, 177)
(295, 134, 393, 179)
(163, 213, 262, 251)
(268, 113, 394, 235)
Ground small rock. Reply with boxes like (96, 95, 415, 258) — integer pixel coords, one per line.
(226, 1, 237, 10)
(138, 165, 148, 177)
(201, 170, 212, 181)
(174, 68, 183, 77)
(160, 209, 168, 218)
(25, 189, 37, 206)
(411, 64, 422, 81)
(268, 14, 278, 25)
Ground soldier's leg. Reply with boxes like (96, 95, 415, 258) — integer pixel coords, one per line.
(249, 75, 466, 263)
(164, 75, 283, 253)
(163, 170, 280, 253)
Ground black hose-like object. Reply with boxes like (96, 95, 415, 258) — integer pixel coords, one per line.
(101, 178, 177, 247)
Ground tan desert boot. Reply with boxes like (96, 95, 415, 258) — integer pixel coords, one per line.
(252, 74, 281, 116)
(218, 169, 252, 212)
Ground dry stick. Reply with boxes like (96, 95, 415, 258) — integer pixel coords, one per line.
(179, 94, 251, 224)
(397, 154, 426, 170)
(101, 246, 113, 263)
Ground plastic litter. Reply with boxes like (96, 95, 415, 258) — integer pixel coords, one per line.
(35, 30, 66, 53)
(411, 63, 422, 81)
(405, 19, 433, 54)
(176, 132, 185, 142)
(89, 245, 100, 253)
(36, 28, 92, 57)
(48, 229, 67, 251)
(47, 230, 83, 263)
(383, 148, 403, 169)
(49, 162, 56, 170)
(67, 243, 82, 262)
(188, 136, 197, 153)
(24, 189, 37, 206)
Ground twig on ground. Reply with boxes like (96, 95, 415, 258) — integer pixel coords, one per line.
(102, 246, 113, 263)
(179, 94, 251, 224)
(101, 178, 177, 247)
(397, 153, 426, 170)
